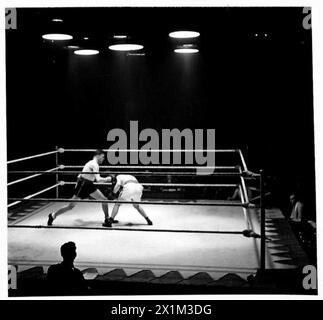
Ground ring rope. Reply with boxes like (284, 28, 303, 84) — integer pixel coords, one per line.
(238, 149, 248, 172)
(7, 167, 61, 187)
(7, 150, 58, 165)
(8, 170, 243, 177)
(8, 224, 246, 235)
(239, 184, 252, 230)
(8, 197, 248, 207)
(8, 184, 60, 208)
(239, 173, 250, 204)
(64, 165, 238, 170)
(63, 148, 239, 153)
(62, 181, 238, 188)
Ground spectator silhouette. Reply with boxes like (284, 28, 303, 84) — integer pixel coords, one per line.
(289, 193, 304, 223)
(47, 242, 88, 295)
(288, 192, 305, 238)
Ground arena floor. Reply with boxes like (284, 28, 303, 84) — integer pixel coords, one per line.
(8, 201, 301, 280)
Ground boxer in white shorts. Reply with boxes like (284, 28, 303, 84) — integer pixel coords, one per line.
(104, 174, 153, 227)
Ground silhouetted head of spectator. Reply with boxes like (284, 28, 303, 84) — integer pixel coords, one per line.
(60, 241, 77, 264)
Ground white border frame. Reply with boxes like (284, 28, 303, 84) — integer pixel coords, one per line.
(1, 1, 322, 300)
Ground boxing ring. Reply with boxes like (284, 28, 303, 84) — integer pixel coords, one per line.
(7, 148, 285, 281)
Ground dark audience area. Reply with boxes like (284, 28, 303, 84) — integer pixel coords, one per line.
(260, 173, 316, 263)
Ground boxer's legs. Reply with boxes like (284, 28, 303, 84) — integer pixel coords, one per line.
(90, 189, 110, 221)
(133, 202, 153, 225)
(48, 195, 79, 225)
(111, 203, 121, 220)
(132, 203, 147, 218)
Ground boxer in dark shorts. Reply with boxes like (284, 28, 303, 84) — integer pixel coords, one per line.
(47, 149, 115, 227)
(74, 177, 98, 199)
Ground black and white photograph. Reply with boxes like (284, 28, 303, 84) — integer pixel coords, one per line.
(4, 4, 319, 299)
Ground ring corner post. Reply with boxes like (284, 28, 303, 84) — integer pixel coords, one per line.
(55, 146, 59, 199)
(260, 169, 266, 271)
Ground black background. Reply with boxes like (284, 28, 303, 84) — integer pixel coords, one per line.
(6, 7, 315, 216)
(0, 300, 321, 319)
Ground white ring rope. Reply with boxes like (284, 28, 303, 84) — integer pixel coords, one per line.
(8, 183, 60, 208)
(240, 176, 250, 204)
(238, 166, 250, 204)
(9, 170, 242, 177)
(238, 149, 248, 172)
(7, 167, 61, 186)
(8, 197, 248, 207)
(64, 165, 237, 170)
(7, 150, 58, 164)
(62, 181, 238, 188)
(64, 148, 238, 153)
(239, 184, 252, 230)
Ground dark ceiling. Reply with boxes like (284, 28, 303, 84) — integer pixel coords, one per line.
(6, 7, 314, 191)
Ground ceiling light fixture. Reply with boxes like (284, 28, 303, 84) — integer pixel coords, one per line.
(169, 31, 200, 39)
(74, 49, 99, 55)
(109, 44, 144, 51)
(174, 48, 199, 54)
(42, 33, 73, 41)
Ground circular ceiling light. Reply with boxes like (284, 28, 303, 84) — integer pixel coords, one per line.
(42, 33, 73, 40)
(174, 48, 199, 54)
(52, 18, 63, 22)
(74, 49, 99, 55)
(169, 31, 200, 39)
(109, 44, 144, 51)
